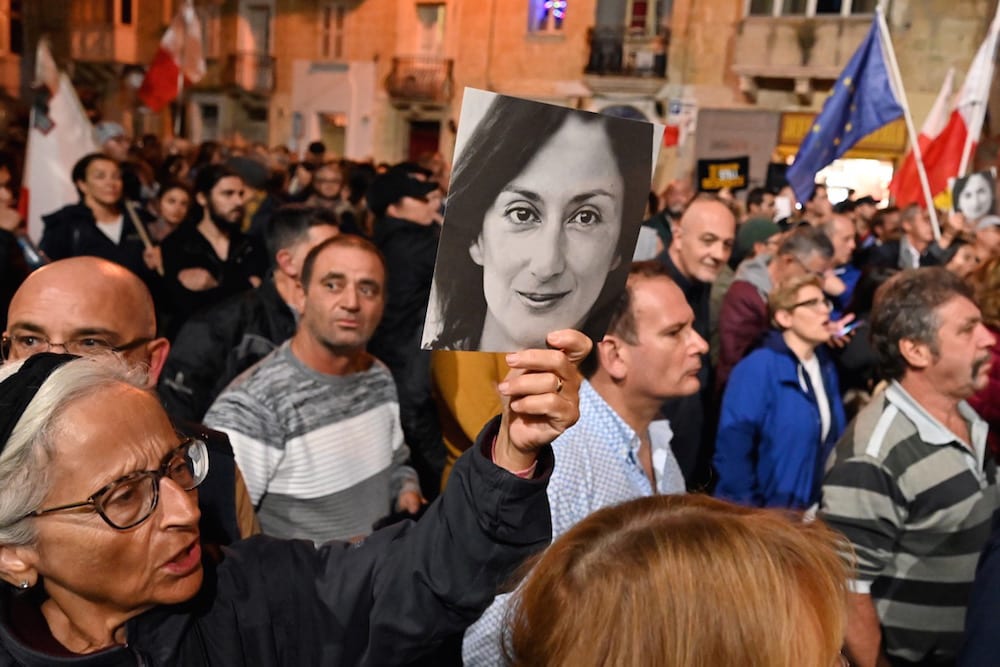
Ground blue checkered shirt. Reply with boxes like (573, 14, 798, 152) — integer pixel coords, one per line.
(462, 380, 685, 665)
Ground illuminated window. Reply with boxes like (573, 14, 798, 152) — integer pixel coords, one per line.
(529, 0, 566, 33)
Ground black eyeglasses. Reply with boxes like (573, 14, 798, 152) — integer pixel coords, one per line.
(1, 333, 152, 361)
(20, 438, 209, 530)
(789, 296, 834, 312)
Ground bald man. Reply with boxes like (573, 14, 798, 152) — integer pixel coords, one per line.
(3, 256, 259, 544)
(655, 195, 736, 487)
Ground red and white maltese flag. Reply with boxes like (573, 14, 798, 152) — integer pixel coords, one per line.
(138, 0, 206, 112)
(20, 39, 99, 242)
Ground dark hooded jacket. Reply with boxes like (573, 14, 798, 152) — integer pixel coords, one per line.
(0, 418, 552, 666)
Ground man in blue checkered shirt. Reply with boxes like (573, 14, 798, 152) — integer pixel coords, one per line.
(463, 261, 707, 665)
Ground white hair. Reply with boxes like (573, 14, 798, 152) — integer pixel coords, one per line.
(0, 356, 148, 545)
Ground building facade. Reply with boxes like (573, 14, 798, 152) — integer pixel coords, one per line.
(663, 0, 1000, 195)
(5, 0, 996, 190)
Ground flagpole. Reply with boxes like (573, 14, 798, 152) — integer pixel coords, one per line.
(875, 4, 941, 240)
(174, 70, 184, 137)
(958, 4, 1000, 177)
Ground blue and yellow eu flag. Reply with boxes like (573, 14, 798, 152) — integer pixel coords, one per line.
(786, 17, 904, 203)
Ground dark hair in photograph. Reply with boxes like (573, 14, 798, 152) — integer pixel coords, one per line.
(952, 170, 996, 220)
(431, 96, 653, 349)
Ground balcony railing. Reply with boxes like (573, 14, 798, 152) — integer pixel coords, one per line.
(585, 26, 667, 78)
(385, 55, 454, 105)
(225, 52, 275, 94)
(70, 25, 115, 62)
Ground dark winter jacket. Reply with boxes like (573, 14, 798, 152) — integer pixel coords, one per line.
(714, 330, 846, 509)
(159, 222, 268, 330)
(39, 203, 155, 284)
(368, 216, 440, 374)
(0, 418, 553, 666)
(159, 277, 297, 422)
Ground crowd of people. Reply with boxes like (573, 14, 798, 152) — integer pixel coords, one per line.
(1, 123, 1000, 666)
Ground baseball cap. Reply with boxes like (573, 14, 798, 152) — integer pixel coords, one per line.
(733, 217, 780, 264)
(367, 171, 439, 217)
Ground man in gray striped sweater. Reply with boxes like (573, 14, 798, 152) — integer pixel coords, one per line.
(820, 268, 998, 667)
(206, 234, 423, 543)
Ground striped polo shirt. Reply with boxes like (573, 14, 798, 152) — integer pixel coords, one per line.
(820, 381, 999, 664)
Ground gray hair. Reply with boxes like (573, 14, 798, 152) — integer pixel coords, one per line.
(777, 225, 834, 263)
(870, 268, 975, 381)
(0, 356, 147, 545)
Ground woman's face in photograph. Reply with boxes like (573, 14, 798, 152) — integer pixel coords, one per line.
(471, 115, 624, 348)
(958, 173, 994, 222)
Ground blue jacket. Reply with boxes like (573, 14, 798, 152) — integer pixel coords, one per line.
(714, 330, 845, 509)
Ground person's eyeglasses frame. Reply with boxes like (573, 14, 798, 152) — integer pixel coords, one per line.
(0, 333, 153, 361)
(19, 438, 209, 530)
(788, 296, 834, 312)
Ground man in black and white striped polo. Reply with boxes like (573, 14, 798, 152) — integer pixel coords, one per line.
(821, 267, 998, 667)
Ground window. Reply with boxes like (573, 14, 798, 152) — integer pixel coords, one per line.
(200, 102, 219, 140)
(0, 0, 18, 55)
(120, 0, 132, 25)
(416, 3, 445, 55)
(630, 0, 648, 29)
(244, 4, 271, 54)
(320, 3, 347, 59)
(529, 0, 566, 33)
(200, 4, 221, 59)
(10, 0, 21, 54)
(746, 0, 883, 16)
(71, 0, 115, 24)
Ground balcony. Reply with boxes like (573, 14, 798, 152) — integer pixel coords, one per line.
(225, 52, 275, 95)
(385, 56, 454, 106)
(733, 16, 872, 103)
(70, 25, 115, 62)
(583, 26, 667, 95)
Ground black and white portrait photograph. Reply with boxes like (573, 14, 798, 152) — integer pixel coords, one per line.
(422, 88, 659, 352)
(952, 168, 997, 223)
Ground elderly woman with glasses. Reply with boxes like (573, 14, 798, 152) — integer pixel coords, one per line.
(0, 332, 586, 665)
(714, 274, 846, 509)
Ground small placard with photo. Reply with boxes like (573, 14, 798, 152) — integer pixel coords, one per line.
(422, 88, 661, 352)
(950, 168, 997, 222)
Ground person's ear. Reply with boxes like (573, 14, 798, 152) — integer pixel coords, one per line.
(669, 221, 682, 245)
(289, 280, 307, 313)
(899, 338, 932, 370)
(597, 335, 629, 381)
(195, 191, 208, 209)
(469, 234, 485, 266)
(773, 308, 794, 330)
(274, 248, 296, 278)
(145, 337, 171, 387)
(0, 544, 39, 589)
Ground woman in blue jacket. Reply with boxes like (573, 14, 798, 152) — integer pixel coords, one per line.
(714, 274, 846, 509)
